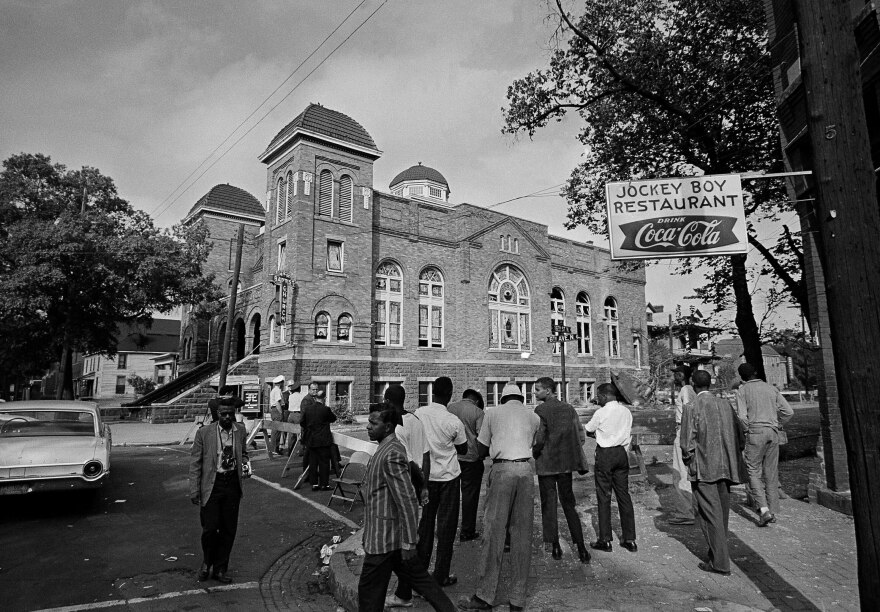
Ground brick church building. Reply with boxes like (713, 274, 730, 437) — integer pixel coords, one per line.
(176, 103, 647, 414)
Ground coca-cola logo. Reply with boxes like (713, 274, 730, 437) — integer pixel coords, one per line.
(619, 216, 738, 253)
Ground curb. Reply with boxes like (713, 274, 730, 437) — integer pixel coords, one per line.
(113, 441, 185, 447)
(328, 529, 363, 612)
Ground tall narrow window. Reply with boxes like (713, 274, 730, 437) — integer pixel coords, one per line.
(634, 335, 642, 369)
(318, 170, 333, 217)
(418, 267, 444, 348)
(339, 175, 353, 222)
(277, 241, 286, 271)
(418, 381, 433, 407)
(275, 177, 285, 224)
(117, 354, 127, 369)
(115, 376, 127, 395)
(327, 240, 343, 272)
(550, 287, 565, 355)
(315, 312, 330, 339)
(285, 171, 294, 218)
(335, 382, 351, 410)
(337, 314, 352, 341)
(375, 262, 403, 346)
(605, 297, 620, 358)
(576, 292, 592, 354)
(268, 315, 276, 345)
(488, 264, 531, 351)
(278, 317, 286, 344)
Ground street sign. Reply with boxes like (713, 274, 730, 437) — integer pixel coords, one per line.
(552, 324, 571, 333)
(546, 333, 579, 343)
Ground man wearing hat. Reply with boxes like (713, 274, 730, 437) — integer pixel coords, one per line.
(268, 375, 286, 455)
(668, 364, 697, 525)
(584, 383, 637, 553)
(459, 382, 541, 612)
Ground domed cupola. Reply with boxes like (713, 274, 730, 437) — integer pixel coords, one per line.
(389, 162, 450, 203)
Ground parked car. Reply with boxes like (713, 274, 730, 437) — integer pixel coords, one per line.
(0, 400, 111, 496)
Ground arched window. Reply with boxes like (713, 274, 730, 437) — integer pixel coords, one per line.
(419, 267, 444, 348)
(337, 313, 352, 342)
(513, 238, 519, 253)
(268, 315, 276, 345)
(488, 264, 531, 351)
(285, 170, 294, 219)
(375, 262, 403, 346)
(550, 287, 566, 355)
(275, 176, 285, 224)
(315, 312, 330, 340)
(278, 317, 286, 344)
(576, 292, 592, 354)
(339, 175, 353, 222)
(500, 235, 506, 251)
(318, 170, 333, 217)
(605, 296, 620, 358)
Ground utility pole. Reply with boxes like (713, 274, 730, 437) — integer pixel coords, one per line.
(218, 225, 244, 391)
(789, 1, 880, 604)
(668, 314, 676, 406)
(547, 324, 577, 402)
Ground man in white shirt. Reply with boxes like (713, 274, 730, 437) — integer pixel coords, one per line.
(668, 364, 697, 525)
(392, 376, 467, 606)
(268, 376, 286, 455)
(584, 383, 637, 553)
(384, 384, 430, 504)
(284, 381, 305, 455)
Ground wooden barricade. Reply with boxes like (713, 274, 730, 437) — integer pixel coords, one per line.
(629, 432, 676, 482)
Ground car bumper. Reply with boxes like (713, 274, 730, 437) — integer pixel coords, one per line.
(0, 474, 109, 495)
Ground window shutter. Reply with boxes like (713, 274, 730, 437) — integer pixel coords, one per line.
(339, 176, 352, 222)
(318, 171, 333, 217)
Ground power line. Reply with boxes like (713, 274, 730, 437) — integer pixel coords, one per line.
(152, 0, 387, 221)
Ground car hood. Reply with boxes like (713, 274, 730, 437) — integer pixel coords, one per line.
(0, 437, 104, 467)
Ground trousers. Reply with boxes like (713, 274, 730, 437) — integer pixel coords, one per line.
(537, 472, 584, 546)
(307, 445, 332, 488)
(459, 460, 485, 538)
(199, 473, 241, 573)
(594, 446, 636, 542)
(357, 550, 455, 612)
(744, 426, 781, 513)
(692, 480, 732, 572)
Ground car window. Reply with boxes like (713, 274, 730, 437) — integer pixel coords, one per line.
(0, 411, 96, 437)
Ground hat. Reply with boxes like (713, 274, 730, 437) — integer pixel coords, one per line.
(499, 382, 524, 402)
(272, 375, 285, 384)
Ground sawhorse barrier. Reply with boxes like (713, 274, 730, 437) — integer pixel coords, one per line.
(628, 432, 676, 482)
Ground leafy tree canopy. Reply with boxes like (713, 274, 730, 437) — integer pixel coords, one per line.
(0, 153, 221, 395)
(503, 0, 806, 379)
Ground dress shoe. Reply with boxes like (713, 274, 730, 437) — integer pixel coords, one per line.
(551, 542, 563, 560)
(197, 563, 210, 582)
(769, 514, 777, 523)
(698, 561, 731, 576)
(320, 485, 331, 491)
(212, 570, 233, 583)
(437, 573, 458, 587)
(621, 540, 638, 553)
(757, 510, 773, 527)
(384, 593, 414, 608)
(577, 543, 591, 564)
(312, 485, 320, 491)
(668, 516, 695, 525)
(460, 532, 481, 542)
(589, 540, 612, 552)
(458, 594, 493, 610)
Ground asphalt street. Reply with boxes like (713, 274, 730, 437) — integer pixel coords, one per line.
(0, 446, 352, 612)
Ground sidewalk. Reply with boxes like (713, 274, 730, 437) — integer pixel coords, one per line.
(329, 460, 859, 611)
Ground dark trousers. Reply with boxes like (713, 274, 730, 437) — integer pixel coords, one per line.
(199, 473, 241, 573)
(594, 446, 636, 542)
(693, 480, 732, 572)
(538, 472, 585, 546)
(459, 460, 485, 538)
(358, 549, 456, 612)
(396, 477, 460, 599)
(308, 445, 332, 487)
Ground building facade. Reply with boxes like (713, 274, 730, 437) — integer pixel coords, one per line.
(178, 104, 647, 413)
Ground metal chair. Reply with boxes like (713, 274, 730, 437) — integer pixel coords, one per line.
(327, 450, 371, 511)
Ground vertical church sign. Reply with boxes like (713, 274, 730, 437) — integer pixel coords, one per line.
(272, 272, 291, 324)
(605, 174, 747, 260)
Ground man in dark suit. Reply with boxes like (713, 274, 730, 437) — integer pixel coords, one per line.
(300, 381, 337, 490)
(357, 407, 455, 612)
(189, 403, 251, 583)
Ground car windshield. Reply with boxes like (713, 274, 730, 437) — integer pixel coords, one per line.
(0, 410, 96, 437)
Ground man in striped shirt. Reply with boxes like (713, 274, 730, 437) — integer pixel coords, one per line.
(357, 407, 454, 612)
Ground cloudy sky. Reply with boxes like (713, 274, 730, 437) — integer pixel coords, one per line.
(0, 0, 797, 329)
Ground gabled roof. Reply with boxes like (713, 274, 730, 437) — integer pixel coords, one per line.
(390, 163, 449, 189)
(260, 104, 379, 161)
(463, 216, 550, 260)
(185, 184, 264, 221)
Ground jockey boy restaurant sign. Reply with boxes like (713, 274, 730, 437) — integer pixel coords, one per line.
(605, 174, 748, 260)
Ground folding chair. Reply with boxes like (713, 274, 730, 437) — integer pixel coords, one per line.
(327, 450, 371, 511)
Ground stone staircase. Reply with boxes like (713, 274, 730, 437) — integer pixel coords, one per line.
(149, 355, 260, 423)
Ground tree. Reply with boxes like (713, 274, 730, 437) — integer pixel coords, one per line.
(127, 374, 157, 397)
(0, 153, 220, 398)
(503, 0, 807, 381)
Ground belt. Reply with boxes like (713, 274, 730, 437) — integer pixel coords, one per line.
(492, 458, 530, 464)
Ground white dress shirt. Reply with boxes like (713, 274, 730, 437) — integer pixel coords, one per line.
(396, 412, 429, 465)
(415, 403, 467, 481)
(584, 400, 633, 448)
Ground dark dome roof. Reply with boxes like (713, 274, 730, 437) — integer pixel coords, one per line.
(186, 184, 264, 219)
(263, 104, 377, 155)
(389, 163, 449, 189)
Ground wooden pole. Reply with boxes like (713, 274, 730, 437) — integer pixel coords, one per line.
(560, 336, 567, 402)
(218, 225, 244, 390)
(792, 1, 880, 604)
(668, 314, 676, 406)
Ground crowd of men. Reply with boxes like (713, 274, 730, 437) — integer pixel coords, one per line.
(188, 361, 794, 611)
